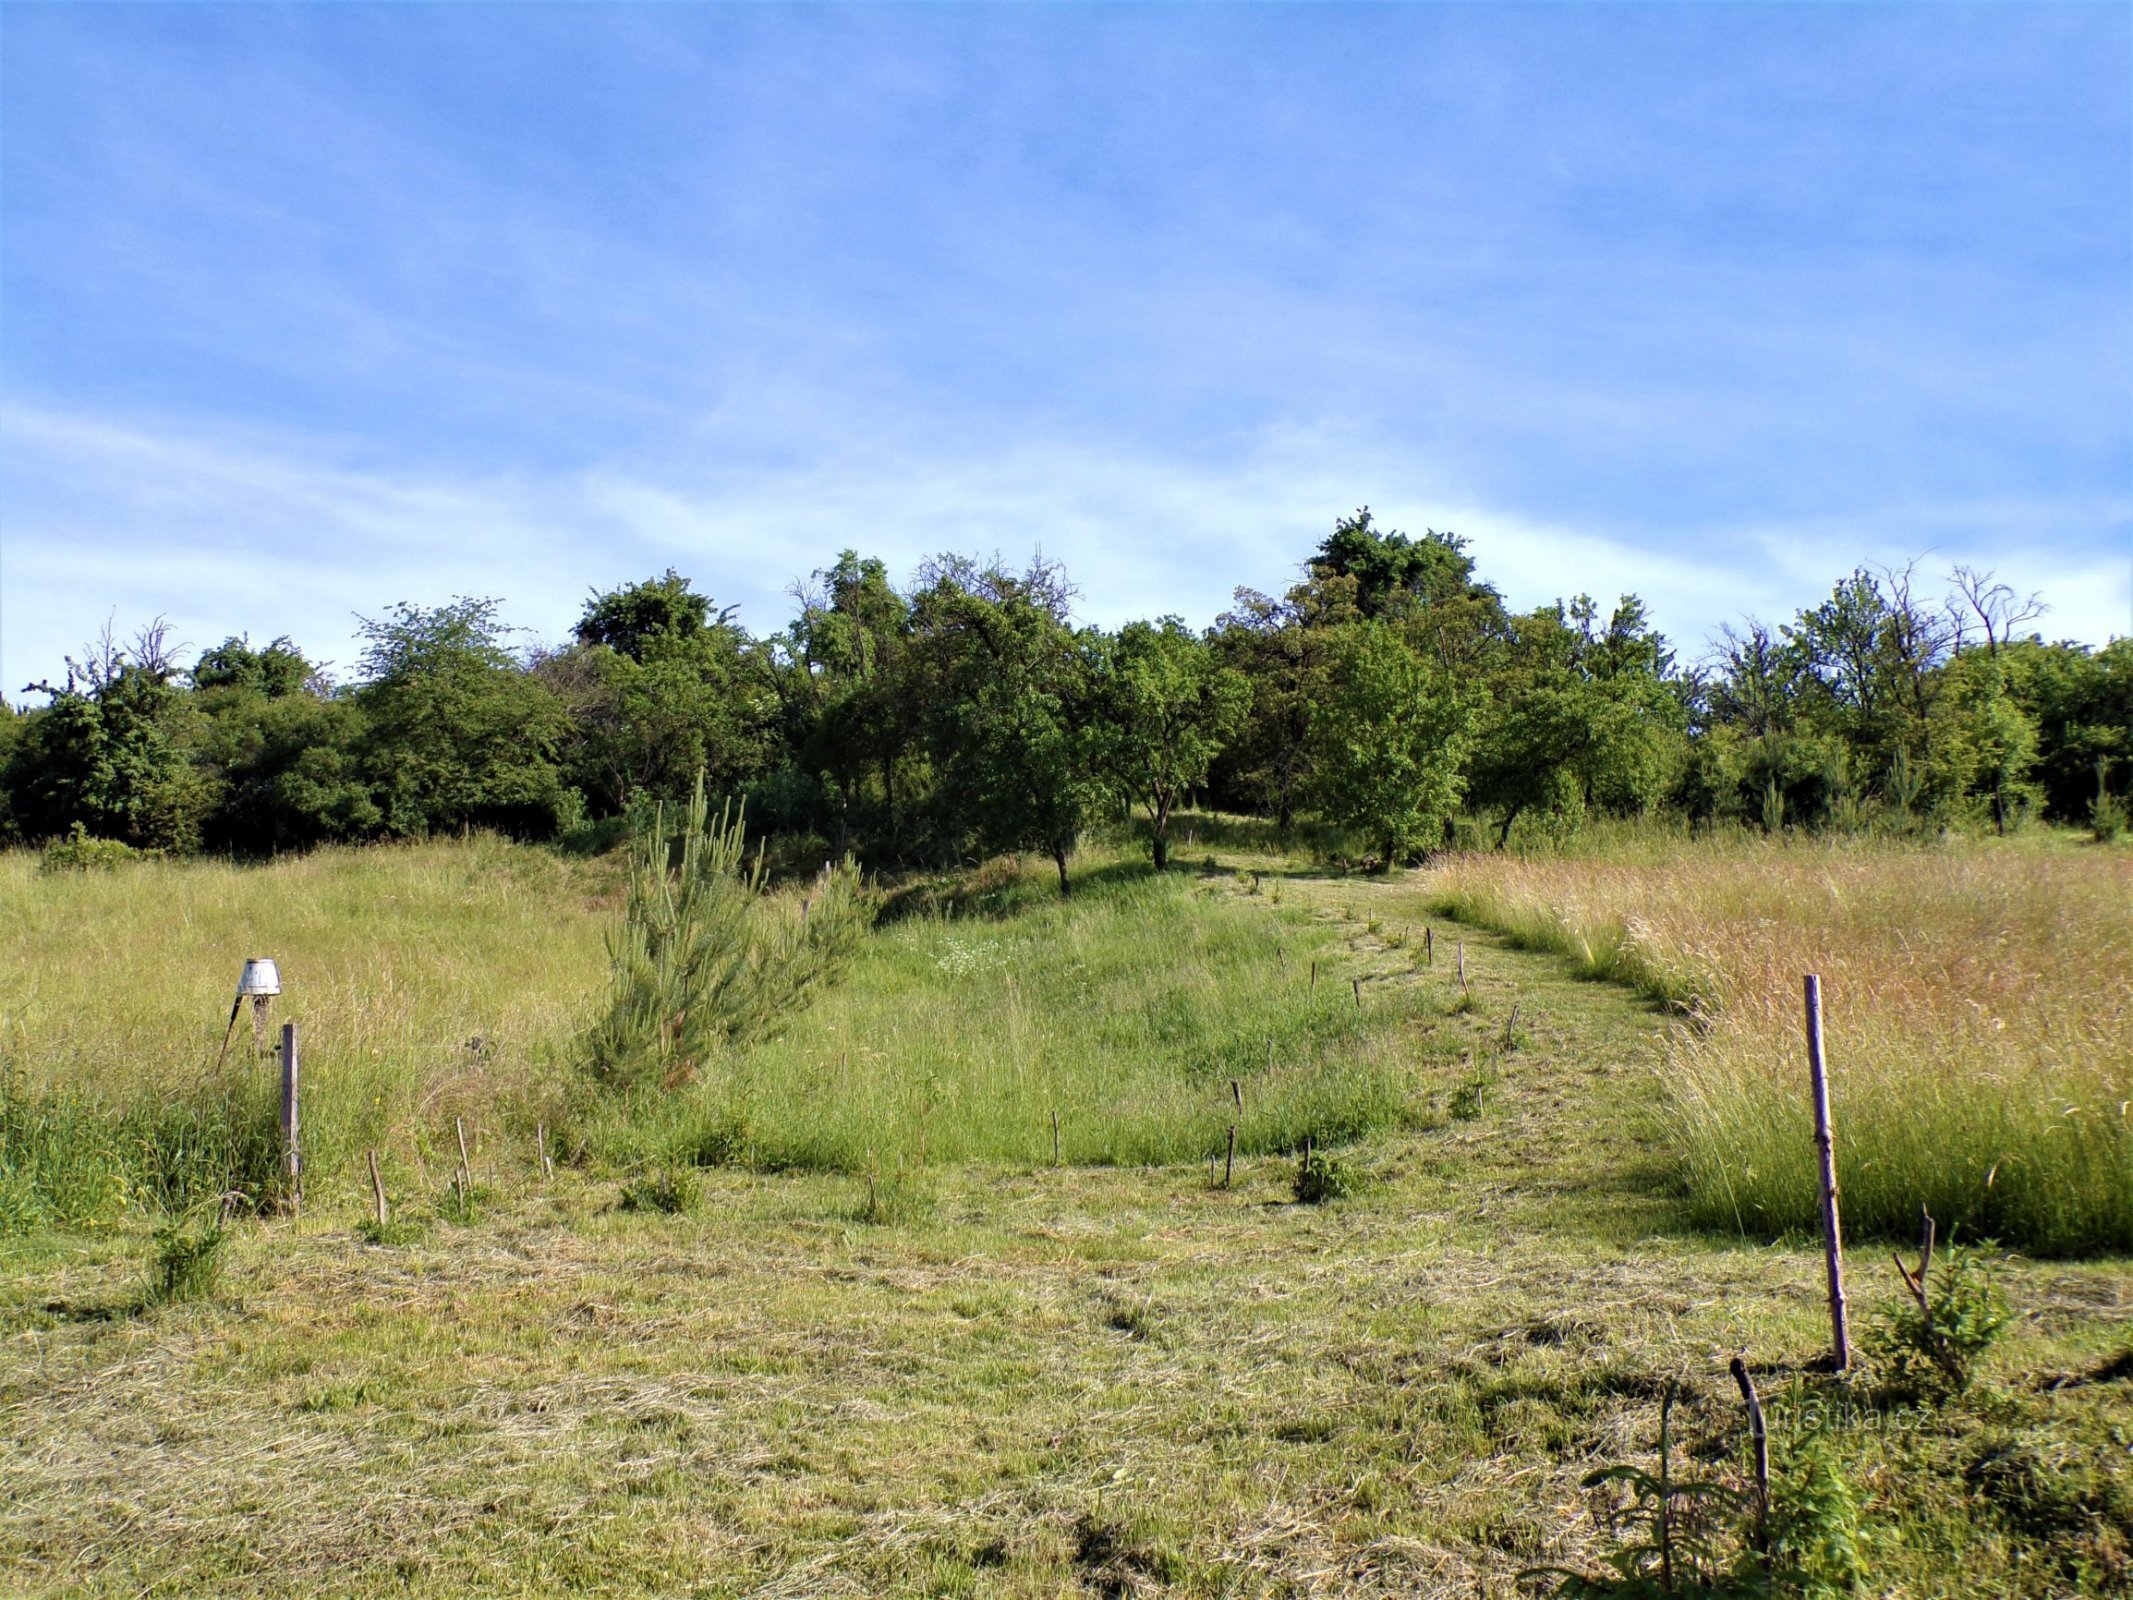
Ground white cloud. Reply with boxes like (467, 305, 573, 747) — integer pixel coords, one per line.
(3, 400, 2124, 700)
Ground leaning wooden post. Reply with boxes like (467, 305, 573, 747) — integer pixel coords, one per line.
(1729, 1355, 1771, 1567)
(1351, 976, 1362, 1008)
(1309, 960, 1319, 995)
(1804, 974, 1851, 1373)
(280, 1022, 301, 1215)
(1050, 1109, 1062, 1167)
(367, 1148, 389, 1229)
(1424, 925, 1434, 966)
(1457, 941, 1469, 995)
(454, 1115, 474, 1198)
(1223, 1124, 1236, 1190)
(537, 1122, 555, 1181)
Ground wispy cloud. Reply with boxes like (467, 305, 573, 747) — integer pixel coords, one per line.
(7, 400, 2123, 699)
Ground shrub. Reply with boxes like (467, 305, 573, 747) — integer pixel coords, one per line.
(142, 1215, 227, 1308)
(618, 1166, 699, 1215)
(39, 822, 153, 874)
(1868, 1226, 2013, 1397)
(2092, 789, 2127, 845)
(851, 1156, 934, 1225)
(1293, 1143, 1355, 1204)
(579, 774, 871, 1092)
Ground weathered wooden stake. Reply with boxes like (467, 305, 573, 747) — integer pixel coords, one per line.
(1803, 974, 1851, 1373)
(367, 1147, 388, 1229)
(280, 1022, 301, 1214)
(537, 1121, 554, 1181)
(1351, 976, 1362, 1008)
(1424, 925, 1434, 965)
(1501, 1003, 1520, 1049)
(454, 1115, 474, 1198)
(1051, 1109, 1062, 1166)
(1233, 1076, 1246, 1116)
(1309, 959, 1318, 995)
(1457, 941, 1469, 993)
(1729, 1355, 1771, 1564)
(1224, 1124, 1236, 1189)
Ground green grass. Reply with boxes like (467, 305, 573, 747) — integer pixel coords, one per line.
(0, 828, 2127, 1596)
(610, 861, 1440, 1175)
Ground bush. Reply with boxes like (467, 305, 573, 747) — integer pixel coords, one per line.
(1867, 1230, 2013, 1397)
(2092, 788, 2127, 844)
(39, 822, 153, 874)
(851, 1156, 934, 1225)
(618, 1166, 699, 1215)
(1293, 1144, 1355, 1204)
(142, 1215, 227, 1308)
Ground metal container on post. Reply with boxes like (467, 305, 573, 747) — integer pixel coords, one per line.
(239, 957, 282, 1054)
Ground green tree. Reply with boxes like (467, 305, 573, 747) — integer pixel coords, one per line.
(9, 622, 212, 850)
(1310, 622, 1477, 869)
(903, 556, 1112, 893)
(1103, 618, 1248, 869)
(546, 577, 778, 819)
(355, 598, 572, 837)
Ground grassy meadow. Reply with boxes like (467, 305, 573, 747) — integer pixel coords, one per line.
(1, 822, 2129, 1597)
(1426, 830, 2133, 1256)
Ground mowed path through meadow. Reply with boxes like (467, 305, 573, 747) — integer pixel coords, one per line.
(4, 857, 2128, 1598)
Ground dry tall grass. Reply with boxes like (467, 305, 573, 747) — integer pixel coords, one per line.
(1430, 834, 2133, 1255)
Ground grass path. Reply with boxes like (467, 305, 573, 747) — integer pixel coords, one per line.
(2, 857, 2128, 1596)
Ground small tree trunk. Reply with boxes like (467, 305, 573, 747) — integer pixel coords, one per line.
(1380, 835, 1397, 874)
(1151, 793, 1171, 870)
(1053, 843, 1071, 897)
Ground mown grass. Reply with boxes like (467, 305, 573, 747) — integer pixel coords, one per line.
(2, 826, 2128, 1597)
(1426, 830, 2133, 1255)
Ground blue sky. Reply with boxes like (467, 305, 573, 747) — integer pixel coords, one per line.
(3, 2, 2127, 693)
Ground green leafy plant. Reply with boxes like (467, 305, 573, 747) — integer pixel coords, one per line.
(141, 1213, 227, 1309)
(1868, 1212, 2012, 1396)
(1765, 1428, 1866, 1599)
(618, 1165, 699, 1216)
(1450, 1060, 1493, 1120)
(1526, 1382, 1751, 1598)
(1525, 1373, 1869, 1599)
(851, 1154, 933, 1225)
(436, 1181, 489, 1227)
(2089, 760, 2126, 843)
(39, 822, 152, 874)
(1292, 1142, 1354, 1204)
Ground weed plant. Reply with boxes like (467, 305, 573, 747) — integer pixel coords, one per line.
(616, 1166, 699, 1215)
(140, 1214, 227, 1309)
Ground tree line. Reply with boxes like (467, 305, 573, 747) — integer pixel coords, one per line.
(4, 511, 2127, 875)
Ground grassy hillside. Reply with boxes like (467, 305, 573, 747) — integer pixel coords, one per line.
(1, 827, 2128, 1597)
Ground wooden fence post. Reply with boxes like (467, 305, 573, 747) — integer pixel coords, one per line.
(280, 1022, 301, 1215)
(1804, 974, 1851, 1373)
(367, 1148, 388, 1228)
